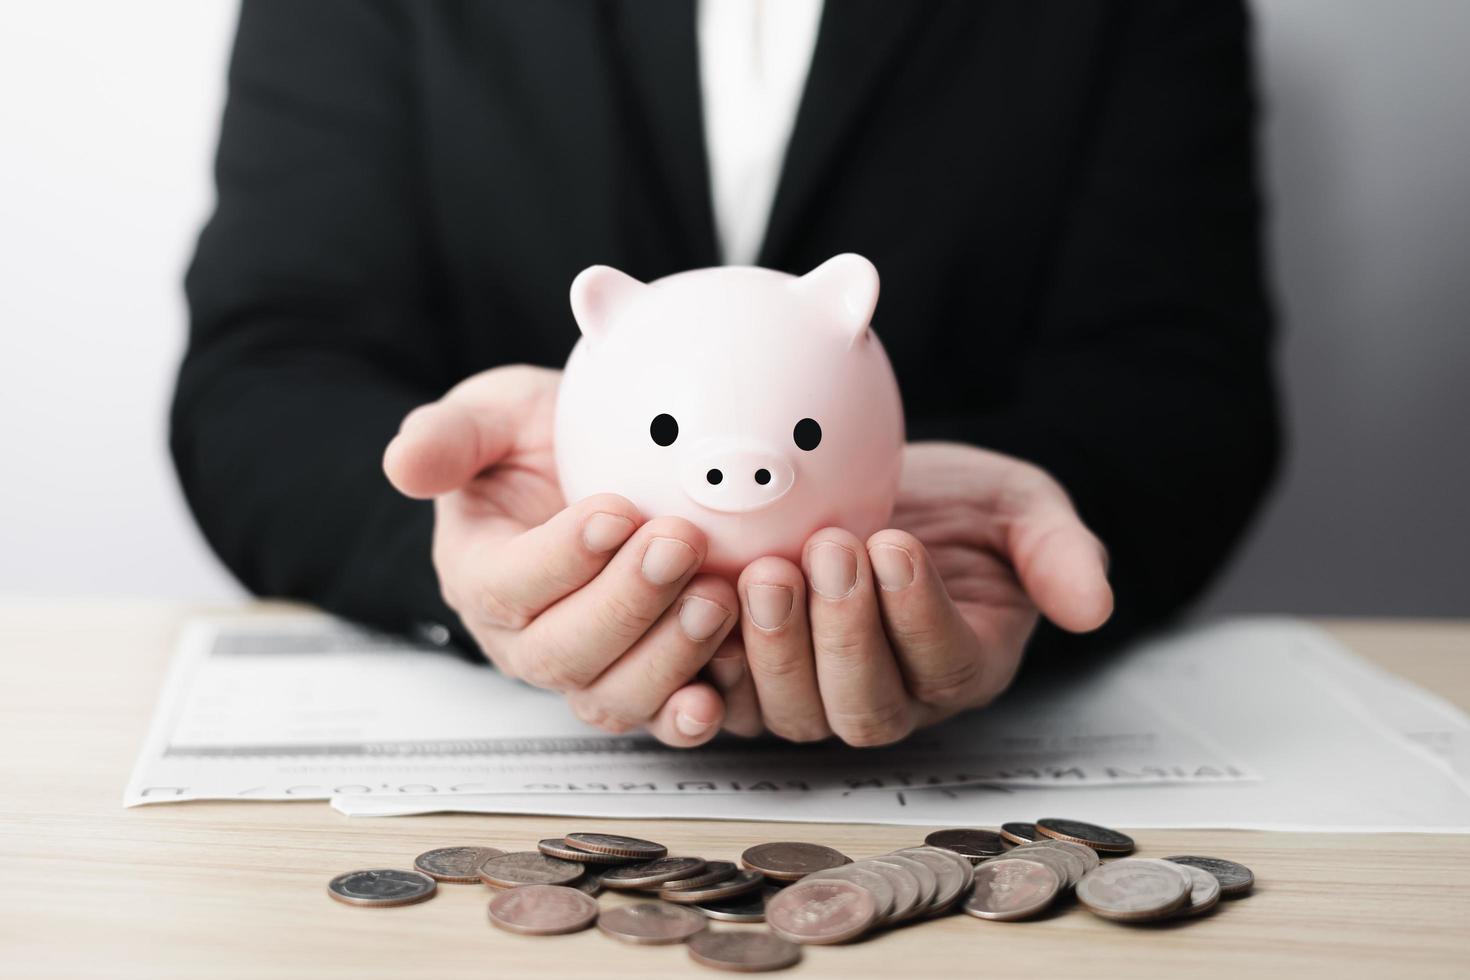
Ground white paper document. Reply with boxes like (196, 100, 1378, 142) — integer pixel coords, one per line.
(125, 615, 1470, 832)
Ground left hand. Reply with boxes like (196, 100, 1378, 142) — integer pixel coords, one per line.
(708, 441, 1114, 745)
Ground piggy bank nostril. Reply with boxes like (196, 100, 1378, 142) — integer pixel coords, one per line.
(754, 468, 771, 485)
(706, 468, 723, 485)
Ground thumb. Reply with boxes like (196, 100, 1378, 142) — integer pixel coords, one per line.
(383, 400, 516, 499)
(1004, 479, 1114, 633)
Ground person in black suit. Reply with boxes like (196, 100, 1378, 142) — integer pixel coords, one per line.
(173, 1, 1279, 748)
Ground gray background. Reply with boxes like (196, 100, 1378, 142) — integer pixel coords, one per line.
(0, 1, 1465, 616)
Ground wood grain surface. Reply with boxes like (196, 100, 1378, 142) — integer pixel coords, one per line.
(1, 602, 1466, 979)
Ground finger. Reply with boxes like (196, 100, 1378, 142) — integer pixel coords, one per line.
(704, 635, 764, 738)
(507, 516, 706, 691)
(646, 681, 726, 748)
(451, 492, 643, 632)
(738, 557, 830, 742)
(566, 574, 736, 733)
(865, 529, 994, 711)
(383, 364, 558, 498)
(803, 528, 914, 747)
(1001, 470, 1114, 632)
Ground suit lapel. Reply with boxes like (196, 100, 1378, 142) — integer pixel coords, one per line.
(758, 0, 927, 270)
(613, 0, 720, 270)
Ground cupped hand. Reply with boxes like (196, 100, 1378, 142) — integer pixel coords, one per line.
(382, 365, 739, 747)
(725, 441, 1114, 746)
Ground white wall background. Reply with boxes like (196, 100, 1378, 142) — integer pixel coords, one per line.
(0, 2, 1466, 614)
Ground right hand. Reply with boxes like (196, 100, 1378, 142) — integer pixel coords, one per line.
(382, 364, 743, 747)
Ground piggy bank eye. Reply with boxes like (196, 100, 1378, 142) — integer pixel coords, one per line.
(793, 417, 822, 451)
(650, 413, 679, 447)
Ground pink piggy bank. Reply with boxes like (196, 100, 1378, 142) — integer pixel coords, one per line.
(553, 254, 906, 580)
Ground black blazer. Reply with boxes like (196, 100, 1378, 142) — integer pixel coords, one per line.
(174, 0, 1279, 659)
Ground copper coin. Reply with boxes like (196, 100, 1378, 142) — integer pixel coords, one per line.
(962, 858, 1060, 921)
(871, 853, 935, 919)
(563, 832, 668, 859)
(1075, 859, 1191, 922)
(537, 838, 638, 865)
(860, 858, 922, 923)
(740, 841, 851, 881)
(597, 901, 709, 945)
(327, 869, 436, 908)
(1008, 841, 1086, 888)
(1035, 818, 1135, 854)
(687, 931, 802, 973)
(412, 846, 505, 883)
(487, 883, 598, 935)
(805, 864, 896, 922)
(660, 869, 765, 904)
(660, 859, 739, 891)
(923, 828, 1007, 862)
(601, 856, 708, 890)
(892, 847, 969, 914)
(1163, 855, 1255, 896)
(999, 822, 1039, 846)
(478, 851, 584, 888)
(694, 885, 780, 923)
(766, 878, 879, 945)
(1174, 862, 1222, 917)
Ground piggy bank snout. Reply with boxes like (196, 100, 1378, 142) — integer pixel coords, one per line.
(680, 440, 796, 514)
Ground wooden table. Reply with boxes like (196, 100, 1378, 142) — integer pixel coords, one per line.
(1, 603, 1467, 979)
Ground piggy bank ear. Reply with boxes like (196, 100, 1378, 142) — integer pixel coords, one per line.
(569, 265, 646, 344)
(796, 253, 880, 349)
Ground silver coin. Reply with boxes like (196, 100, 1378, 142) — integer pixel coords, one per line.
(1075, 859, 1191, 922)
(1163, 855, 1255, 896)
(1010, 841, 1087, 886)
(478, 851, 584, 888)
(962, 858, 1060, 921)
(891, 847, 968, 914)
(1174, 862, 1222, 917)
(413, 846, 505, 883)
(328, 869, 436, 907)
(871, 853, 935, 921)
(805, 863, 896, 922)
(1021, 837, 1099, 874)
(766, 879, 879, 945)
(857, 858, 922, 924)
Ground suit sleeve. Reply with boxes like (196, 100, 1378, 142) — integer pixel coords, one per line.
(915, 0, 1281, 657)
(172, 1, 466, 648)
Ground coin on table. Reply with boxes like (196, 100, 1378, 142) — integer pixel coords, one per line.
(413, 846, 506, 883)
(871, 853, 936, 919)
(328, 869, 437, 908)
(1034, 818, 1135, 854)
(913, 846, 975, 914)
(1009, 841, 1087, 887)
(660, 859, 739, 891)
(601, 856, 708, 890)
(857, 858, 922, 924)
(693, 884, 780, 923)
(1075, 858, 1191, 922)
(598, 900, 709, 944)
(569, 871, 605, 897)
(660, 869, 765, 904)
(537, 837, 638, 865)
(892, 847, 969, 914)
(1163, 855, 1255, 897)
(1173, 862, 1222, 917)
(563, 832, 668, 860)
(740, 841, 851, 881)
(487, 883, 598, 935)
(766, 878, 879, 945)
(1020, 837, 1100, 874)
(478, 851, 585, 888)
(687, 931, 803, 973)
(963, 857, 1062, 921)
(805, 863, 896, 922)
(923, 828, 1007, 863)
(999, 822, 1039, 846)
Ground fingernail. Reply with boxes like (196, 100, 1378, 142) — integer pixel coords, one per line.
(679, 595, 731, 642)
(746, 584, 793, 630)
(582, 512, 635, 553)
(676, 711, 715, 737)
(642, 536, 697, 585)
(869, 544, 914, 591)
(808, 541, 857, 599)
(709, 653, 746, 688)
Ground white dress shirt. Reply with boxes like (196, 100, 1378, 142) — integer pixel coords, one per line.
(696, 0, 824, 266)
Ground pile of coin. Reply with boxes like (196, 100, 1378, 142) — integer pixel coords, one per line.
(327, 820, 1256, 971)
